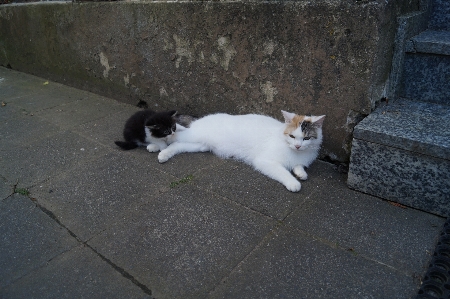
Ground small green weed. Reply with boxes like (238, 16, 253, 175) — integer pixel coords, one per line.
(15, 188, 30, 196)
(170, 175, 194, 188)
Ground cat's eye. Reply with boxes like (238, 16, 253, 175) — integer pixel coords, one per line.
(289, 134, 295, 139)
(304, 137, 311, 140)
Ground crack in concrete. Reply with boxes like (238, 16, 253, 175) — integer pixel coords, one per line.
(30, 197, 154, 297)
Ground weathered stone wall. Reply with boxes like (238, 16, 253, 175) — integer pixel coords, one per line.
(0, 0, 420, 162)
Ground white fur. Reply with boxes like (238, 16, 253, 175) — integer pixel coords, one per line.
(158, 111, 325, 192)
(144, 124, 186, 152)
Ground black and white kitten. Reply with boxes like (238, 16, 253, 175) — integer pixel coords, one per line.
(115, 109, 196, 152)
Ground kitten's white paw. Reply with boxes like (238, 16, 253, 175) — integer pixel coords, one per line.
(285, 180, 301, 192)
(158, 150, 172, 163)
(147, 144, 160, 152)
(293, 166, 308, 180)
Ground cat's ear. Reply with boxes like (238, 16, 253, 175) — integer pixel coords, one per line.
(281, 110, 296, 123)
(311, 115, 325, 127)
(169, 110, 177, 117)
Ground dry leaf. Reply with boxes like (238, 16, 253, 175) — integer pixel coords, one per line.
(388, 201, 407, 209)
(43, 81, 49, 85)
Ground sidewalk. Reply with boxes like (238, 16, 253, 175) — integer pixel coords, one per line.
(0, 66, 444, 299)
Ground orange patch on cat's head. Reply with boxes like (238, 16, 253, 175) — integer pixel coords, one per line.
(284, 114, 305, 134)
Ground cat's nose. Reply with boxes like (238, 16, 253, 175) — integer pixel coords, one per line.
(295, 145, 301, 149)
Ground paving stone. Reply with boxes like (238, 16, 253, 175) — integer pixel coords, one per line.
(0, 110, 62, 152)
(0, 67, 44, 83)
(7, 83, 87, 113)
(0, 245, 151, 299)
(74, 106, 141, 149)
(0, 194, 78, 289)
(0, 96, 24, 127)
(288, 162, 444, 274)
(0, 130, 105, 188)
(0, 68, 49, 100)
(88, 184, 277, 299)
(33, 94, 128, 130)
(30, 152, 178, 242)
(210, 226, 419, 299)
(192, 159, 324, 220)
(153, 151, 226, 180)
(0, 177, 13, 200)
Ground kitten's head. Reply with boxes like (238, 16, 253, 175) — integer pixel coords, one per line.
(281, 110, 325, 151)
(145, 110, 177, 138)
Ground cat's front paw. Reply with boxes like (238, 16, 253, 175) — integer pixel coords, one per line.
(147, 144, 160, 153)
(158, 150, 172, 163)
(293, 165, 308, 180)
(285, 180, 301, 192)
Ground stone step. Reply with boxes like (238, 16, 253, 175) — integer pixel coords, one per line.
(406, 30, 450, 55)
(429, 0, 450, 31)
(347, 99, 450, 217)
(400, 31, 450, 105)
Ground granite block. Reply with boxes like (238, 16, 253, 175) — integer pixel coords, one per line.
(353, 99, 450, 160)
(387, 10, 429, 100)
(348, 139, 450, 217)
(429, 0, 450, 30)
(401, 53, 450, 105)
(410, 30, 450, 55)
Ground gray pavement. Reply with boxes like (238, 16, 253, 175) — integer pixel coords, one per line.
(0, 66, 445, 299)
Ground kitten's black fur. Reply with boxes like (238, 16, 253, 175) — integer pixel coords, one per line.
(115, 109, 198, 150)
(115, 109, 177, 150)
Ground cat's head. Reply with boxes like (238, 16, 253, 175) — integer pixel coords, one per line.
(281, 110, 325, 151)
(145, 110, 177, 138)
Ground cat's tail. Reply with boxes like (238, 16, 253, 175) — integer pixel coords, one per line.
(114, 141, 139, 150)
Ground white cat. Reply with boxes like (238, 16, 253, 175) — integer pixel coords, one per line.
(157, 111, 325, 192)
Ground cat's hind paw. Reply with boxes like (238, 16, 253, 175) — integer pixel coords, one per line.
(285, 180, 301, 192)
(146, 144, 160, 153)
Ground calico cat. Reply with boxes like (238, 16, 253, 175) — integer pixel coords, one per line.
(115, 109, 197, 152)
(158, 111, 325, 192)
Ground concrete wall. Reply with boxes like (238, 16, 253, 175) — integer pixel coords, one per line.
(0, 0, 420, 162)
